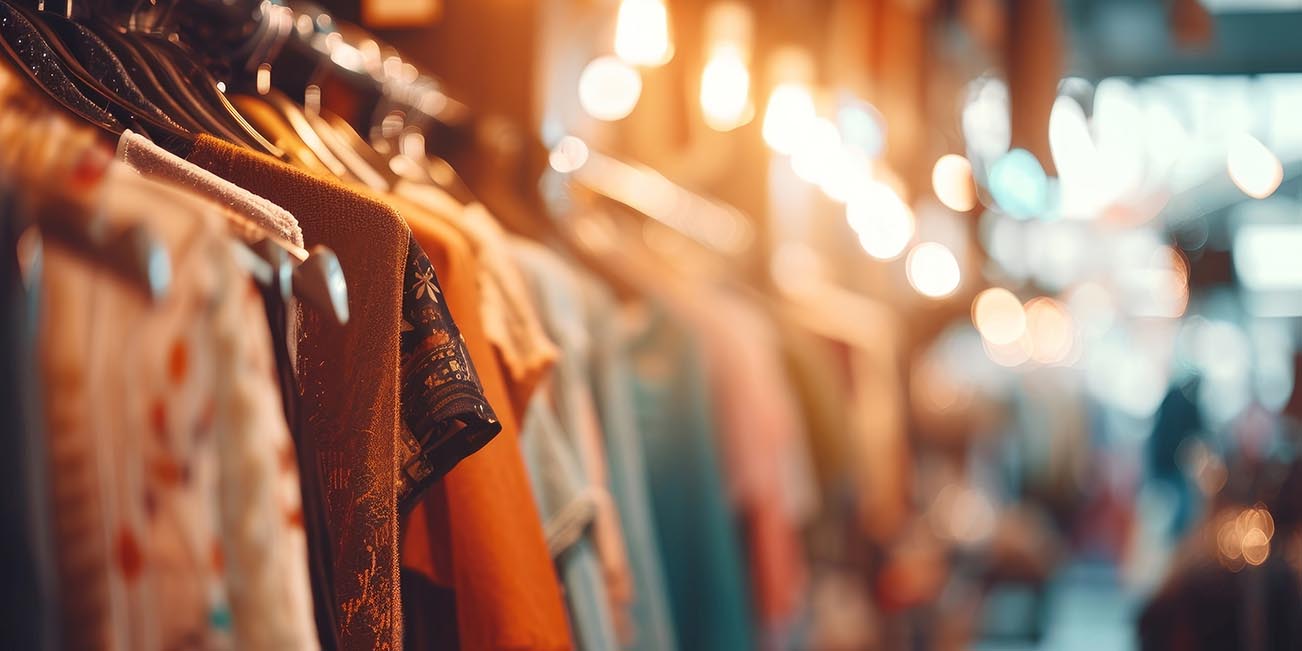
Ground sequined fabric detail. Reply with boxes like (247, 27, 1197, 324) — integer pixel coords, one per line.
(0, 6, 124, 131)
(59, 21, 186, 132)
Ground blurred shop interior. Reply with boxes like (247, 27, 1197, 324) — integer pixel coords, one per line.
(353, 1, 1302, 647)
(6, 0, 1302, 650)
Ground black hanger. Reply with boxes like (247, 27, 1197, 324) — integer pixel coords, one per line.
(42, 17, 184, 133)
(123, 35, 266, 152)
(0, 3, 123, 135)
(71, 6, 280, 158)
(4, 3, 195, 153)
(85, 22, 211, 135)
(0, 1, 350, 324)
(135, 35, 285, 158)
(3, 4, 180, 140)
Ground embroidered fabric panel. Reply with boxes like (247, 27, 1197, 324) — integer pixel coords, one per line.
(396, 233, 501, 511)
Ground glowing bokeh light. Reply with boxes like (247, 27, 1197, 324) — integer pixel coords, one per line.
(1191, 319, 1251, 383)
(1162, 246, 1190, 318)
(1143, 101, 1189, 185)
(1243, 529, 1270, 565)
(699, 46, 751, 131)
(846, 182, 915, 260)
(984, 332, 1033, 367)
(1024, 297, 1074, 364)
(1049, 95, 1110, 219)
(838, 103, 885, 158)
(1235, 224, 1302, 291)
(762, 83, 816, 155)
(1091, 79, 1146, 201)
(1087, 333, 1167, 417)
(819, 146, 872, 204)
(1027, 221, 1089, 291)
(1218, 506, 1275, 568)
(1065, 281, 1117, 338)
(906, 242, 962, 299)
(548, 136, 590, 173)
(1242, 505, 1275, 540)
(981, 211, 1030, 280)
(1217, 514, 1243, 564)
(1119, 242, 1189, 318)
(932, 154, 976, 212)
(1048, 94, 1092, 175)
(972, 288, 1026, 345)
(614, 0, 673, 66)
(988, 148, 1050, 219)
(1227, 133, 1283, 199)
(791, 117, 842, 184)
(578, 56, 642, 121)
(962, 76, 1011, 163)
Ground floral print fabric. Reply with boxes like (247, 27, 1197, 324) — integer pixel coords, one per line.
(38, 160, 318, 651)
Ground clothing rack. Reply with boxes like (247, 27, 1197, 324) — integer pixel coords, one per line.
(0, 0, 352, 321)
(0, 4, 882, 651)
(150, 0, 752, 264)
